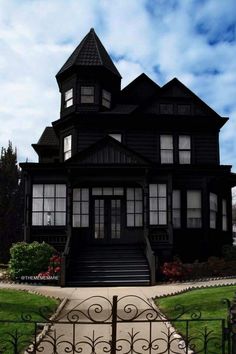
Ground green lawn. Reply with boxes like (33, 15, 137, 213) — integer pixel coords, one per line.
(0, 289, 59, 354)
(156, 286, 236, 354)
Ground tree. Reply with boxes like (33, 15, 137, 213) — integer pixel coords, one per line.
(0, 142, 23, 262)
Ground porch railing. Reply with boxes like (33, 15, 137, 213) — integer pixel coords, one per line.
(144, 233, 156, 285)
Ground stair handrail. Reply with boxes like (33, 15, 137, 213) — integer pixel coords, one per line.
(60, 232, 72, 287)
(144, 233, 156, 285)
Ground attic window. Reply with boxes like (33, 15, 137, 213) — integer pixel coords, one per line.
(109, 133, 122, 142)
(81, 86, 94, 103)
(64, 89, 73, 108)
(102, 89, 111, 108)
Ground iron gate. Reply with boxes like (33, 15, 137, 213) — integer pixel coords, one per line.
(0, 294, 235, 353)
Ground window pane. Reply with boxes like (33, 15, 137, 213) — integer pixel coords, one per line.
(103, 187, 112, 195)
(136, 201, 143, 213)
(210, 193, 217, 211)
(56, 185, 66, 198)
(173, 210, 181, 228)
(179, 151, 191, 164)
(44, 212, 54, 226)
(92, 187, 102, 195)
(159, 211, 167, 225)
(82, 188, 89, 201)
(161, 135, 173, 149)
(150, 212, 158, 225)
(44, 185, 55, 197)
(56, 199, 66, 212)
(109, 134, 121, 142)
(210, 211, 216, 229)
(179, 135, 190, 149)
(65, 89, 73, 100)
(81, 86, 94, 95)
(32, 213, 43, 226)
(81, 215, 89, 227)
(32, 198, 43, 211)
(149, 198, 157, 211)
(158, 198, 167, 211)
(135, 188, 142, 200)
(187, 191, 201, 208)
(73, 215, 81, 227)
(55, 213, 66, 226)
(127, 201, 134, 213)
(82, 202, 89, 214)
(158, 184, 167, 197)
(73, 189, 81, 201)
(73, 202, 81, 214)
(44, 198, 54, 211)
(81, 95, 94, 103)
(149, 184, 157, 197)
(103, 90, 111, 100)
(127, 214, 134, 226)
(33, 185, 43, 197)
(114, 187, 124, 195)
(64, 135, 71, 152)
(135, 214, 143, 227)
(64, 151, 71, 160)
(127, 188, 134, 200)
(65, 99, 73, 108)
(173, 190, 180, 208)
(161, 150, 173, 163)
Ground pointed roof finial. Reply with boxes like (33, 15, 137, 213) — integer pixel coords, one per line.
(57, 28, 121, 78)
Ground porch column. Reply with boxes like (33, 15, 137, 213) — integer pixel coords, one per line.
(24, 172, 31, 243)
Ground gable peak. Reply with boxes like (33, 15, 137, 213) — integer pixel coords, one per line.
(56, 28, 121, 78)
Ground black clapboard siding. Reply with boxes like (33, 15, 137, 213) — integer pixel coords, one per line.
(126, 131, 157, 162)
(194, 133, 219, 164)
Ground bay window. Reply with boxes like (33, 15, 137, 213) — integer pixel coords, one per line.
(149, 184, 167, 225)
(160, 135, 173, 163)
(210, 193, 217, 229)
(222, 199, 227, 231)
(172, 190, 181, 228)
(32, 184, 66, 226)
(187, 190, 202, 228)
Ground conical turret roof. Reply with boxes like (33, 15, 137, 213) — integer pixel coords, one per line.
(57, 28, 121, 78)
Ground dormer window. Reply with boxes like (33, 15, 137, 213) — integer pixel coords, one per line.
(64, 135, 72, 160)
(64, 89, 73, 108)
(102, 89, 111, 108)
(81, 86, 94, 103)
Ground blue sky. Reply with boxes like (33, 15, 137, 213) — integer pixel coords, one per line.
(0, 0, 236, 173)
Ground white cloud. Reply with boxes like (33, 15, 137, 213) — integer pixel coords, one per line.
(0, 0, 235, 172)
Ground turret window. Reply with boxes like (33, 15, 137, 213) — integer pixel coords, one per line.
(81, 86, 95, 103)
(64, 89, 73, 108)
(102, 89, 111, 108)
(64, 135, 72, 161)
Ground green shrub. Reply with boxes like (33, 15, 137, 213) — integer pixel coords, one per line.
(9, 242, 55, 279)
(222, 244, 236, 261)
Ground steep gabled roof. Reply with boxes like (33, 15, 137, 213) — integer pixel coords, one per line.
(65, 135, 151, 166)
(120, 73, 160, 105)
(160, 77, 220, 117)
(57, 28, 121, 78)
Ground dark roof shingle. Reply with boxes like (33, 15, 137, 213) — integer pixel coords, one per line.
(37, 127, 59, 146)
(57, 28, 121, 78)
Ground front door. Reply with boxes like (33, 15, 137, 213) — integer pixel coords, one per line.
(93, 198, 122, 243)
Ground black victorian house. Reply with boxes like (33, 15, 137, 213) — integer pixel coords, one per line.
(20, 29, 236, 286)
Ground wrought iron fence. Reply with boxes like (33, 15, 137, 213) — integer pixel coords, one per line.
(0, 294, 235, 353)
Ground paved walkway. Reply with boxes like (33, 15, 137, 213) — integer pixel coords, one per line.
(1, 278, 236, 353)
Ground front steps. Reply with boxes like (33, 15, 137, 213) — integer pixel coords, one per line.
(66, 245, 150, 286)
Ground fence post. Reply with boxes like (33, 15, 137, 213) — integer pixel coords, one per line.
(111, 295, 118, 354)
